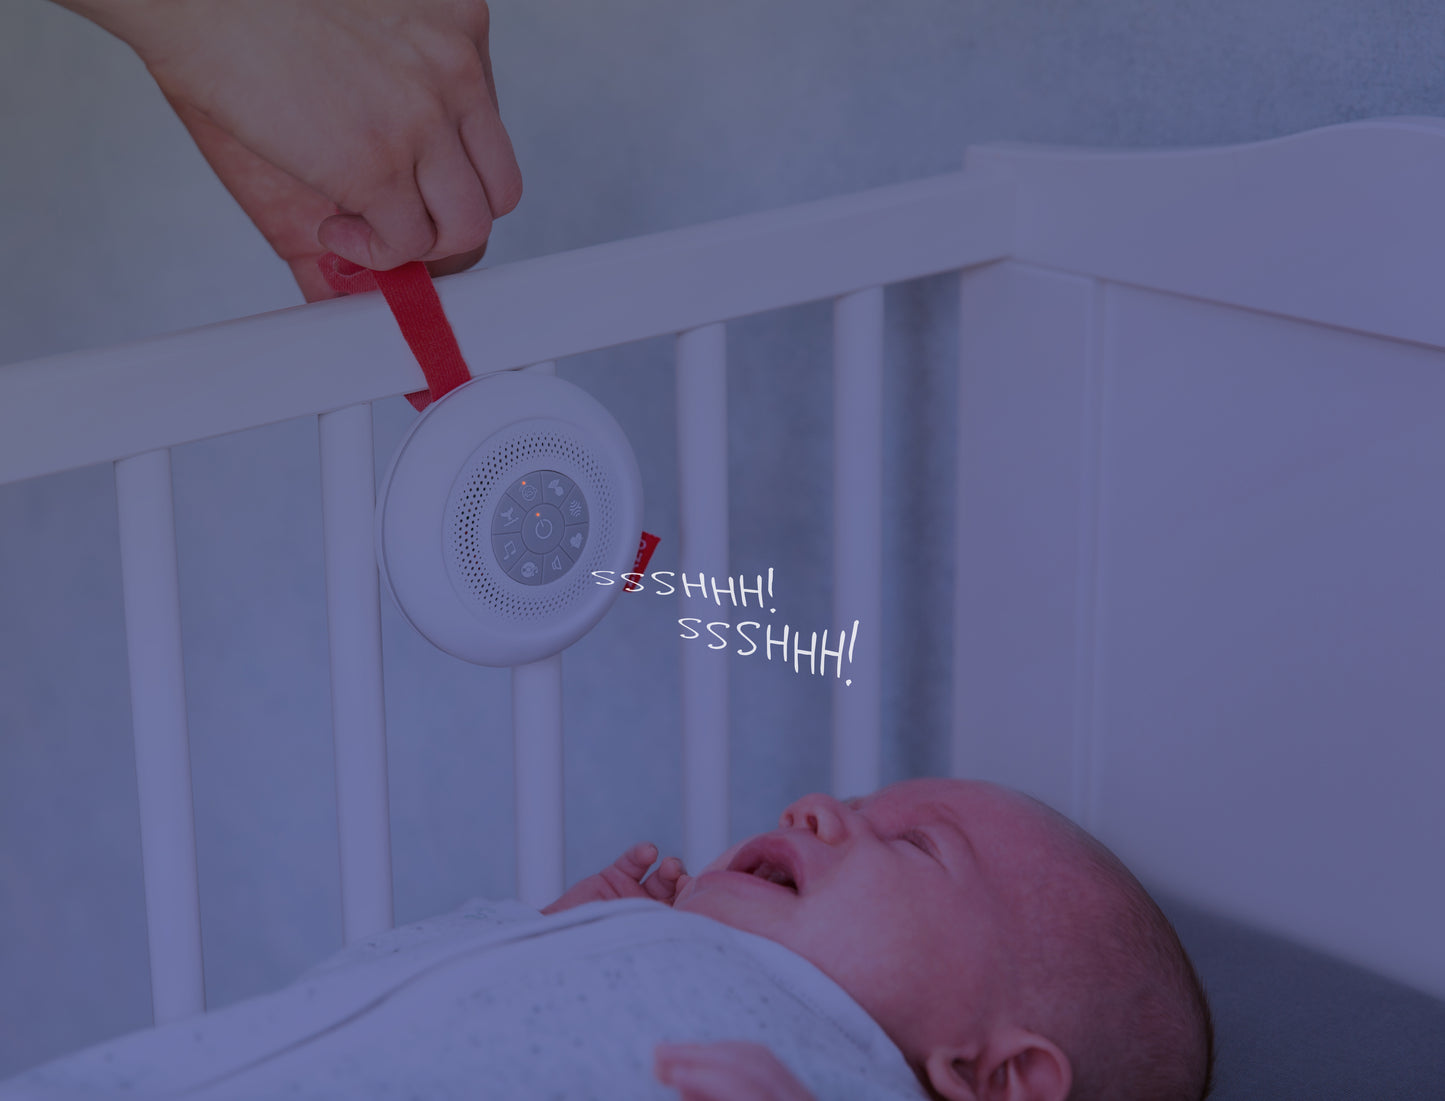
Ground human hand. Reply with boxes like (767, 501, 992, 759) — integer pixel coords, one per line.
(93, 0, 522, 301)
(540, 843, 691, 915)
(654, 1042, 817, 1101)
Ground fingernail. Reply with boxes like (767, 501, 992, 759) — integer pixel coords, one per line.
(318, 216, 374, 267)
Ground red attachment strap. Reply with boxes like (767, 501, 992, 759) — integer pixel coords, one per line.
(317, 254, 471, 412)
(625, 532, 662, 591)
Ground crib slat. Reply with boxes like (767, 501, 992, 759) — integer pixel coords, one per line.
(513, 656, 564, 909)
(831, 288, 884, 798)
(114, 449, 205, 1023)
(513, 361, 566, 911)
(676, 325, 730, 872)
(317, 404, 394, 944)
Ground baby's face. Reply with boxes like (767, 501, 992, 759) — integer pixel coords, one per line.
(673, 778, 1045, 1062)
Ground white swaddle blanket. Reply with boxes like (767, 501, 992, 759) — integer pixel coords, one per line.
(2, 897, 927, 1100)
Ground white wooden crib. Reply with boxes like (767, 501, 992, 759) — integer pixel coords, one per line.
(2, 116, 1444, 1086)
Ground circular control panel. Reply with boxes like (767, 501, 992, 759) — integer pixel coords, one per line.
(490, 469, 590, 586)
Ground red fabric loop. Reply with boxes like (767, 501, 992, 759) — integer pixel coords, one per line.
(624, 532, 662, 591)
(317, 254, 471, 412)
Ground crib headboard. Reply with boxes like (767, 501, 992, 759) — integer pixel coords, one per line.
(2, 117, 1442, 1065)
(951, 116, 1445, 1001)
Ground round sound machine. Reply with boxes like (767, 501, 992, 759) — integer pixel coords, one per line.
(375, 369, 642, 667)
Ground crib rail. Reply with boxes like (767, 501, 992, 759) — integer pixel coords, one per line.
(0, 173, 1010, 487)
(0, 171, 1012, 1026)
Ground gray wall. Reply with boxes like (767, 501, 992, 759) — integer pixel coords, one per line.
(1, 0, 1437, 1077)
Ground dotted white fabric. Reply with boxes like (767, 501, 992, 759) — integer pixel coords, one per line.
(3, 898, 927, 1100)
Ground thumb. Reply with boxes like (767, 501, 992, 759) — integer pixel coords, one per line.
(316, 213, 379, 269)
(672, 873, 694, 903)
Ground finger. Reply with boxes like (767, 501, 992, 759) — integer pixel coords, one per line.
(459, 102, 523, 219)
(661, 1065, 742, 1101)
(478, 32, 500, 114)
(656, 1044, 810, 1100)
(424, 239, 488, 279)
(596, 842, 658, 896)
(604, 842, 658, 883)
(289, 256, 344, 303)
(315, 212, 368, 266)
(642, 857, 685, 901)
(656, 1045, 800, 1100)
(655, 1042, 738, 1076)
(415, 131, 493, 262)
(318, 175, 437, 271)
(456, 2, 502, 115)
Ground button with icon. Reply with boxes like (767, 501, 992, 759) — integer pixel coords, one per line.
(505, 474, 541, 506)
(560, 523, 588, 561)
(560, 488, 589, 526)
(509, 552, 545, 586)
(543, 551, 572, 583)
(543, 472, 574, 502)
(491, 533, 523, 567)
(491, 499, 524, 534)
(521, 503, 564, 554)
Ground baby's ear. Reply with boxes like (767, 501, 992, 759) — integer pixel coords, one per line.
(923, 1031, 1071, 1101)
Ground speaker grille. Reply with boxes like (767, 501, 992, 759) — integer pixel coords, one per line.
(446, 427, 615, 619)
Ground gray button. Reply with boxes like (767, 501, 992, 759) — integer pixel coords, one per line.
(506, 474, 543, 508)
(541, 472, 574, 505)
(491, 497, 524, 534)
(560, 488, 589, 526)
(522, 503, 565, 555)
(560, 524, 588, 561)
(542, 549, 572, 583)
(491, 533, 525, 569)
(510, 553, 545, 585)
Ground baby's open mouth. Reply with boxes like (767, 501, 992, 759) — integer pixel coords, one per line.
(727, 841, 801, 893)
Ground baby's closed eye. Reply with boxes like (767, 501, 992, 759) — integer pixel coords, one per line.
(900, 830, 935, 856)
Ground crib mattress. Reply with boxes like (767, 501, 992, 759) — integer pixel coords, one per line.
(1160, 895, 1445, 1100)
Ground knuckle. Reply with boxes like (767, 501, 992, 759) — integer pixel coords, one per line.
(430, 209, 488, 255)
(414, 229, 442, 263)
(464, 0, 491, 40)
(340, 134, 413, 209)
(492, 168, 523, 216)
(436, 38, 487, 96)
(410, 27, 487, 114)
(378, 223, 436, 267)
(334, 142, 389, 211)
(458, 206, 494, 251)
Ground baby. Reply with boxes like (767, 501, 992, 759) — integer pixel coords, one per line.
(2, 778, 1211, 1100)
(546, 778, 1215, 1101)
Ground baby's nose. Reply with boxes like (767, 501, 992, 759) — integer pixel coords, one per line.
(779, 793, 849, 843)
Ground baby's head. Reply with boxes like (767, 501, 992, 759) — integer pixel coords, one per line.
(672, 778, 1213, 1101)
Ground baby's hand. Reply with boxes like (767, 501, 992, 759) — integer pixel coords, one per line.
(540, 843, 689, 915)
(654, 1042, 816, 1101)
